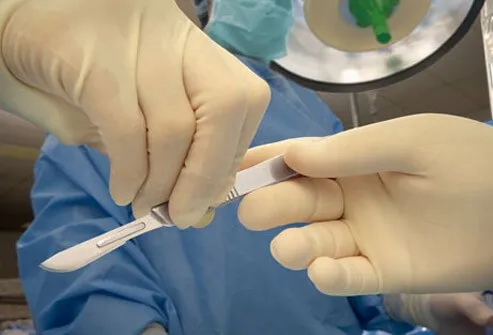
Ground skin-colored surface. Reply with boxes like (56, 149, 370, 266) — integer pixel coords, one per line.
(239, 114, 493, 295)
(0, 0, 270, 229)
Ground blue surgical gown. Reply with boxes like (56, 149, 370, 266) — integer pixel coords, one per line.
(17, 56, 415, 335)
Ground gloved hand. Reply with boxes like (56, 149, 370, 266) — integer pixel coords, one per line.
(384, 292, 493, 335)
(0, 0, 269, 228)
(142, 323, 168, 335)
(238, 114, 493, 295)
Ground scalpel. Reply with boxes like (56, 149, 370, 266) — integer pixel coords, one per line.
(40, 155, 297, 273)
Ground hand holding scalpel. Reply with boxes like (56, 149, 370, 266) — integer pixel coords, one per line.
(40, 155, 298, 273)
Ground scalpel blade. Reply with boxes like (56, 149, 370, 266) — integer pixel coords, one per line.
(40, 214, 164, 272)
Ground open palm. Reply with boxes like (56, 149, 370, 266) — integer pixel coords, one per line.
(239, 114, 493, 295)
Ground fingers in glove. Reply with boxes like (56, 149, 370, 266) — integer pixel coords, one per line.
(168, 29, 260, 227)
(218, 53, 270, 196)
(238, 177, 343, 231)
(239, 137, 322, 170)
(82, 67, 147, 206)
(307, 256, 380, 296)
(131, 23, 195, 222)
(460, 294, 493, 327)
(207, 52, 271, 212)
(270, 220, 359, 270)
(282, 115, 451, 179)
(96, 105, 147, 206)
(3, 7, 149, 206)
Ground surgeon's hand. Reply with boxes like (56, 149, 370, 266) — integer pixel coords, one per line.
(0, 0, 269, 228)
(238, 114, 493, 295)
(384, 293, 493, 335)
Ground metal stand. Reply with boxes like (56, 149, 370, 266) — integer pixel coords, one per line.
(481, 0, 493, 119)
(349, 93, 361, 128)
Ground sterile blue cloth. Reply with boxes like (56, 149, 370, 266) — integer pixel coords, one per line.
(17, 56, 415, 335)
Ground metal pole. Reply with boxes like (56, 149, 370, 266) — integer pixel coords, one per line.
(481, 0, 493, 119)
(349, 92, 360, 128)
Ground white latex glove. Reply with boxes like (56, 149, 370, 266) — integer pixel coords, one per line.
(0, 0, 269, 228)
(142, 324, 168, 335)
(238, 114, 493, 295)
(384, 292, 493, 335)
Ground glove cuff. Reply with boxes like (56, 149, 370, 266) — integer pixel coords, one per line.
(384, 294, 440, 331)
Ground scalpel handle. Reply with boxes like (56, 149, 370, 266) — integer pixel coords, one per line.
(150, 203, 175, 227)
